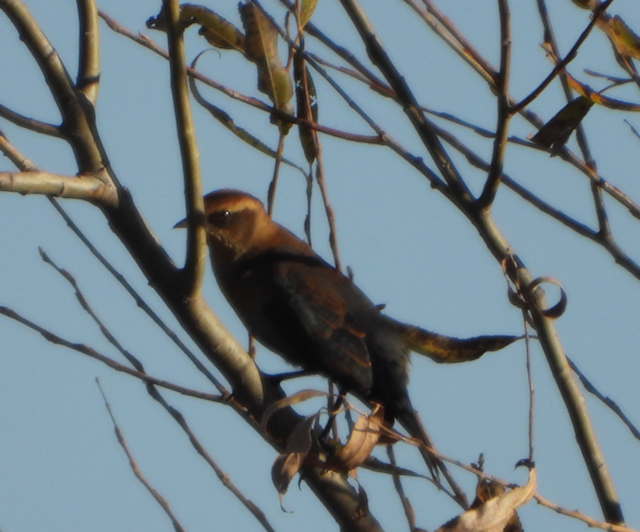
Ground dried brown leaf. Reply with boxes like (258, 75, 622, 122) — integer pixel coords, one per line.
(471, 480, 524, 532)
(597, 14, 640, 61)
(324, 407, 384, 472)
(436, 468, 536, 532)
(294, 50, 319, 164)
(239, 2, 294, 132)
(271, 414, 317, 495)
(147, 4, 245, 53)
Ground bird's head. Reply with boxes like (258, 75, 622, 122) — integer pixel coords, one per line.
(175, 189, 275, 262)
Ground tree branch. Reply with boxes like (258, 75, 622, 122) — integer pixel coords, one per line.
(76, 0, 100, 103)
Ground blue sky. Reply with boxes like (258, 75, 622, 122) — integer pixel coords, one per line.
(1, 1, 639, 531)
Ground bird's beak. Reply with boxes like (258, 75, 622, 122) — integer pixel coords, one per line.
(173, 217, 187, 229)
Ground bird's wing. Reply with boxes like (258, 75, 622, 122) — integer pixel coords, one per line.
(272, 260, 373, 392)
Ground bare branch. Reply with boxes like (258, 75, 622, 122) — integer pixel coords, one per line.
(47, 197, 230, 393)
(0, 0, 106, 173)
(477, 0, 512, 207)
(76, 0, 100, 103)
(568, 356, 640, 442)
(339, 0, 473, 204)
(501, 253, 624, 525)
(161, 0, 206, 298)
(404, 0, 498, 85)
(0, 102, 61, 136)
(0, 170, 116, 204)
(0, 130, 37, 170)
(533, 493, 638, 532)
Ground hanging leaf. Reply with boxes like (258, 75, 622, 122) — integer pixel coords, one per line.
(147, 4, 245, 53)
(531, 96, 593, 155)
(271, 414, 317, 497)
(239, 2, 294, 133)
(294, 50, 319, 164)
(324, 407, 385, 473)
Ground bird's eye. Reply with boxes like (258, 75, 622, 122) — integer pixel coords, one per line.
(208, 210, 232, 227)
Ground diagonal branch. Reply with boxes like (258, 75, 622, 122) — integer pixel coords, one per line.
(0, 305, 223, 403)
(339, 0, 473, 204)
(96, 381, 188, 532)
(0, 103, 61, 136)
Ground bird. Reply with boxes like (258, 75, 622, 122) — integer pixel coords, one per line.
(178, 189, 516, 502)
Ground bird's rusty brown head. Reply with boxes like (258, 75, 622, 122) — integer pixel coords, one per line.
(200, 189, 273, 258)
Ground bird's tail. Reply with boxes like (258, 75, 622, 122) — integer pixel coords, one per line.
(395, 398, 469, 509)
(390, 319, 519, 364)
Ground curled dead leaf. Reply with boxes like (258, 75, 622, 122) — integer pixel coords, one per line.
(528, 276, 567, 319)
(323, 407, 384, 472)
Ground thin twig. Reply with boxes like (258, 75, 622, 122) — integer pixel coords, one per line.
(39, 247, 277, 531)
(534, 493, 638, 532)
(98, 10, 381, 145)
(0, 103, 61, 136)
(477, 0, 512, 207)
(512, 0, 615, 113)
(96, 380, 188, 532)
(568, 356, 640, 441)
(0, 130, 38, 170)
(314, 149, 342, 271)
(0, 305, 224, 403)
(387, 445, 416, 531)
(425, 118, 640, 282)
(404, 0, 498, 85)
(535, 2, 611, 239)
(47, 198, 229, 394)
(147, 387, 279, 532)
(340, 0, 472, 204)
